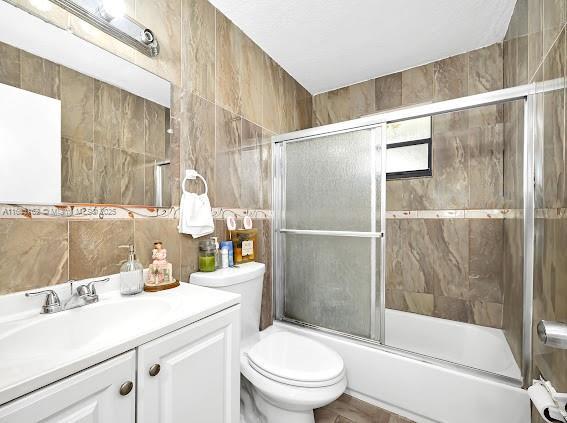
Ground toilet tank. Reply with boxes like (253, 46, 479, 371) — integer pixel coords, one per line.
(190, 262, 265, 342)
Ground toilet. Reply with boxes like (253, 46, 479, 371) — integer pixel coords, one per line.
(190, 262, 347, 423)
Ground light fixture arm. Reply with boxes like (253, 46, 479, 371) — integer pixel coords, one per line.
(46, 0, 159, 57)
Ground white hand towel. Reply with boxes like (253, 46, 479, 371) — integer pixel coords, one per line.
(178, 191, 214, 238)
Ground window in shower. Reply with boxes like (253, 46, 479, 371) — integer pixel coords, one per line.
(386, 116, 432, 180)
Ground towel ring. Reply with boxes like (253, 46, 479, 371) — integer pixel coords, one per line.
(182, 169, 208, 195)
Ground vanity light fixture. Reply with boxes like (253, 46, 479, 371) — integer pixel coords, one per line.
(47, 0, 159, 57)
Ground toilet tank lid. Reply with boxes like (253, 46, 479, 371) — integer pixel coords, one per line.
(190, 262, 265, 287)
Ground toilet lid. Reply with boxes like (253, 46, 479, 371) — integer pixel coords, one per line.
(247, 332, 344, 387)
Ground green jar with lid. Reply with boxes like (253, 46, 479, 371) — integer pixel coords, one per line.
(198, 239, 216, 272)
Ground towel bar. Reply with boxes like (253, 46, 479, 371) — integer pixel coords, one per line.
(182, 169, 208, 195)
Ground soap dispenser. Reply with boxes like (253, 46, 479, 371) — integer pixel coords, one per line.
(119, 245, 144, 295)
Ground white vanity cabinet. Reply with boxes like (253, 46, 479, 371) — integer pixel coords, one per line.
(137, 306, 240, 423)
(0, 304, 240, 423)
(0, 351, 136, 423)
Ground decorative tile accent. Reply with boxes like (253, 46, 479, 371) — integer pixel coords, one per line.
(0, 204, 272, 220)
(417, 209, 465, 219)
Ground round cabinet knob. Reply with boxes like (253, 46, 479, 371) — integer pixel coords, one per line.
(119, 381, 133, 396)
(149, 364, 161, 377)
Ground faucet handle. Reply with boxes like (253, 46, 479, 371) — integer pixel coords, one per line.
(86, 278, 110, 296)
(25, 289, 62, 314)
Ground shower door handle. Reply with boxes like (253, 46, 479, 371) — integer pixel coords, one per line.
(537, 320, 567, 349)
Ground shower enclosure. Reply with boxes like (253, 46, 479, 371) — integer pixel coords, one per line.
(271, 83, 554, 390)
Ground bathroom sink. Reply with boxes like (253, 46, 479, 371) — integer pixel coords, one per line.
(0, 294, 172, 394)
(0, 281, 241, 405)
(0, 297, 172, 363)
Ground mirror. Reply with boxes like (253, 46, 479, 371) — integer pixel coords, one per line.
(0, 1, 172, 207)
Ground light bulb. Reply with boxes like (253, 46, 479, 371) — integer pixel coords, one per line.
(99, 0, 126, 20)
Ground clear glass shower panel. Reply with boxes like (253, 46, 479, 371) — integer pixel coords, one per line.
(384, 100, 526, 382)
(285, 130, 376, 231)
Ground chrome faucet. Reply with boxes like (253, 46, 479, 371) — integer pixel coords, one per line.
(26, 278, 110, 314)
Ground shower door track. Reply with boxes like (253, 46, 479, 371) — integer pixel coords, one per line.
(273, 79, 563, 388)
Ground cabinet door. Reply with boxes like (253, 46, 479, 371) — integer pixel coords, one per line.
(137, 306, 241, 423)
(0, 351, 136, 423)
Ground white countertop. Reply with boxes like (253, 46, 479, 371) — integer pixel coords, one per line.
(0, 278, 240, 405)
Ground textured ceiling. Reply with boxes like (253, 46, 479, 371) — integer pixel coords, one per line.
(209, 0, 517, 94)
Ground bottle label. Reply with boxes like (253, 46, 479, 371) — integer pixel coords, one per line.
(242, 240, 254, 257)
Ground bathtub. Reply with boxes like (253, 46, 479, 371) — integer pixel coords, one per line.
(274, 309, 530, 423)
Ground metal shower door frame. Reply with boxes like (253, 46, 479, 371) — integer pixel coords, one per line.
(272, 81, 555, 387)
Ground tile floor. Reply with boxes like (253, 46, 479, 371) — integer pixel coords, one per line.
(315, 394, 414, 423)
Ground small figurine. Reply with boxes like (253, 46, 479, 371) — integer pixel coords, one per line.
(152, 242, 168, 267)
(147, 241, 174, 285)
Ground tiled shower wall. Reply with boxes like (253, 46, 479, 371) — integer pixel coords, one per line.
(504, 1, 567, 419)
(312, 44, 508, 329)
(0, 0, 309, 332)
(0, 42, 169, 206)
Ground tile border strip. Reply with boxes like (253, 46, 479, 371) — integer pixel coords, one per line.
(2, 205, 559, 220)
(0, 204, 273, 220)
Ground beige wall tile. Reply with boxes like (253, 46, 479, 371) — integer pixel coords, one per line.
(241, 119, 263, 209)
(69, 220, 134, 279)
(93, 144, 121, 204)
(528, 0, 544, 81)
(240, 33, 264, 125)
(468, 44, 503, 95)
(120, 150, 145, 205)
(134, 219, 181, 280)
(61, 66, 94, 143)
(469, 220, 504, 303)
(543, 0, 566, 56)
(180, 234, 200, 282)
(20, 51, 60, 98)
(182, 0, 216, 102)
(434, 53, 468, 101)
(121, 91, 145, 154)
(0, 220, 68, 294)
(261, 129, 274, 210)
(215, 12, 242, 115)
(215, 106, 242, 207)
(313, 79, 375, 126)
(94, 81, 121, 148)
(386, 289, 435, 316)
(144, 100, 166, 159)
(0, 41, 20, 88)
(375, 72, 402, 111)
(430, 132, 469, 210)
(468, 124, 505, 209)
(430, 219, 469, 299)
(262, 54, 285, 133)
(61, 139, 94, 203)
(542, 29, 566, 208)
(401, 63, 433, 106)
(144, 155, 158, 206)
(181, 93, 216, 203)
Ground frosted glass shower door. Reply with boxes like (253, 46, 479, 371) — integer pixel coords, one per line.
(278, 127, 384, 340)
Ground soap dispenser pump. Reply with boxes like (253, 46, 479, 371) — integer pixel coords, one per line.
(119, 244, 144, 295)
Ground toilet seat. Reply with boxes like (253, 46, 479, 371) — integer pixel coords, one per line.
(247, 331, 345, 388)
